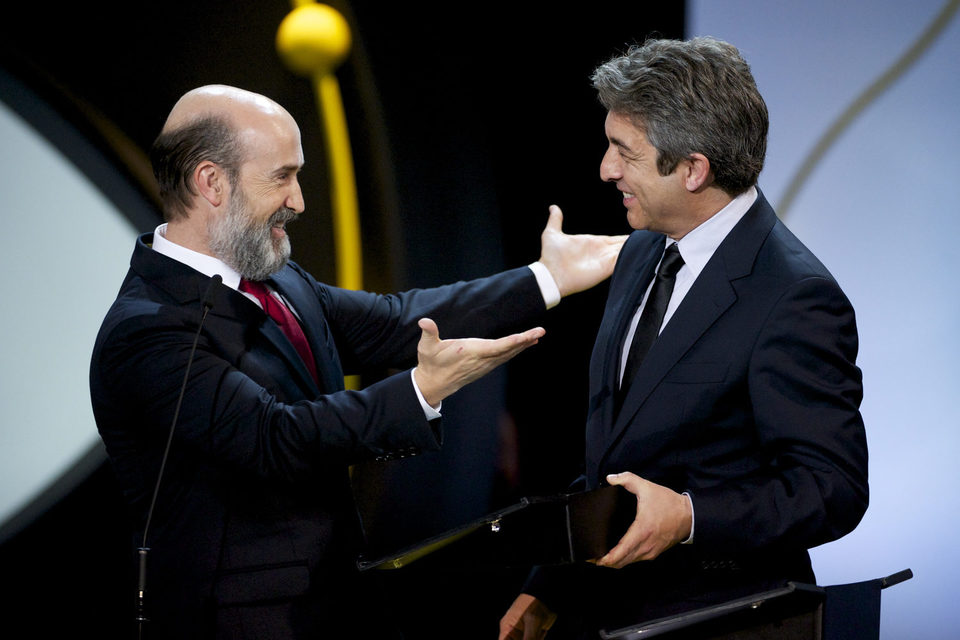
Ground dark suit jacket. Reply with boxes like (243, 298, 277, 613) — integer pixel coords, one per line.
(527, 191, 868, 634)
(89, 234, 545, 638)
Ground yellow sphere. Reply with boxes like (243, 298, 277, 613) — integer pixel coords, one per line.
(276, 4, 352, 76)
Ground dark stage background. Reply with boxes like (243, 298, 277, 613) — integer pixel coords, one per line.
(0, 2, 683, 637)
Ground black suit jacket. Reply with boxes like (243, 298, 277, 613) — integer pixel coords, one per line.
(528, 191, 868, 633)
(90, 234, 545, 638)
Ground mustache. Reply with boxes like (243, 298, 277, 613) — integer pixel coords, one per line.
(268, 207, 299, 227)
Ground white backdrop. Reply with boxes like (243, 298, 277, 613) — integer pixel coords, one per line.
(0, 100, 136, 539)
(688, 1, 960, 636)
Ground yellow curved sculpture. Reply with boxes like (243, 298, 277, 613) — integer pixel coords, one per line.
(276, 2, 363, 292)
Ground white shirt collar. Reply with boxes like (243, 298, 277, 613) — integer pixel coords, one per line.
(151, 223, 242, 291)
(669, 186, 757, 278)
(619, 187, 759, 384)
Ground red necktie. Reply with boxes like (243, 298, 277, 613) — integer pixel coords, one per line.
(239, 279, 319, 385)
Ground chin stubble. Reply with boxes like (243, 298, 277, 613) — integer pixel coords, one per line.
(209, 198, 297, 281)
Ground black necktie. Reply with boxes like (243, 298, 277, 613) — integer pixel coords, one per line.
(618, 243, 685, 400)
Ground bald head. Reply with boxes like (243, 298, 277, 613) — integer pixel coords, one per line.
(150, 85, 299, 221)
(162, 85, 292, 135)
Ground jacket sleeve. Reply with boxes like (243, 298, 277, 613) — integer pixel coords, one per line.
(310, 265, 546, 374)
(689, 275, 869, 553)
(92, 302, 441, 488)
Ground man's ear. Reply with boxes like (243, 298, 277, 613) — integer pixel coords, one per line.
(194, 161, 226, 207)
(683, 153, 713, 193)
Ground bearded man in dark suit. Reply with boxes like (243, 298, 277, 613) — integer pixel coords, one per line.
(90, 84, 625, 639)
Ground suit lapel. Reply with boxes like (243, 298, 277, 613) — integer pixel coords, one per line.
(597, 192, 778, 465)
(608, 263, 737, 442)
(269, 268, 344, 394)
(584, 234, 661, 481)
(597, 237, 663, 400)
(131, 236, 340, 397)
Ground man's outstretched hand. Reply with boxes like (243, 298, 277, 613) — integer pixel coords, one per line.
(539, 205, 628, 297)
(413, 318, 545, 407)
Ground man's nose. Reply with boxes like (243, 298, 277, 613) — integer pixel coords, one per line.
(600, 147, 621, 182)
(287, 178, 305, 213)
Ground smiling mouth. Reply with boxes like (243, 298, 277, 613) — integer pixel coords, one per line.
(270, 219, 290, 239)
(268, 208, 298, 235)
(271, 222, 289, 240)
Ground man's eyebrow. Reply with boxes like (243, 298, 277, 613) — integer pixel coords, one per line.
(609, 136, 637, 155)
(271, 163, 303, 177)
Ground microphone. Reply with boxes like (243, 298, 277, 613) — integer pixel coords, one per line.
(200, 274, 221, 311)
(136, 274, 221, 635)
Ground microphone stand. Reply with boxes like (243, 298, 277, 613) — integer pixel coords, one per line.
(136, 275, 221, 638)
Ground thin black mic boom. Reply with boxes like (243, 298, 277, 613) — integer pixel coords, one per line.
(137, 274, 221, 633)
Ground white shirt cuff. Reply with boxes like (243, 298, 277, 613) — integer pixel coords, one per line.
(681, 492, 695, 544)
(528, 262, 561, 310)
(411, 369, 442, 420)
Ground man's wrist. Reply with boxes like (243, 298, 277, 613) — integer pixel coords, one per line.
(529, 262, 561, 309)
(411, 369, 442, 419)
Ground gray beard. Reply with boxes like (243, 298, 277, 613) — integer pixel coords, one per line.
(209, 193, 296, 281)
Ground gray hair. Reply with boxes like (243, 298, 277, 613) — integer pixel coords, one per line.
(592, 37, 768, 195)
(149, 116, 244, 221)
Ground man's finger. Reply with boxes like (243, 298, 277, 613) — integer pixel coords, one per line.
(515, 326, 546, 344)
(597, 472, 643, 568)
(545, 204, 564, 232)
(484, 327, 545, 355)
(503, 328, 545, 358)
(600, 521, 653, 569)
(606, 471, 642, 492)
(597, 527, 632, 568)
(417, 317, 439, 341)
